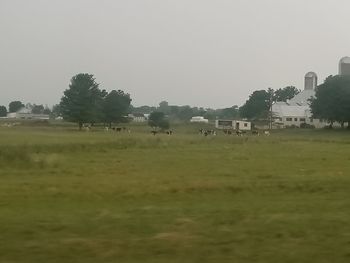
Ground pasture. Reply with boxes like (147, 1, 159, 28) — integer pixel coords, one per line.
(0, 124, 350, 262)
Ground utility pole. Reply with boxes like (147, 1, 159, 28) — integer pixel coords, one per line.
(268, 88, 274, 130)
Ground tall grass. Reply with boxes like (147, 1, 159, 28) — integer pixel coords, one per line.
(0, 126, 350, 262)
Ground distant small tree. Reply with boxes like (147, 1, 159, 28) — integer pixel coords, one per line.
(31, 104, 45, 114)
(218, 105, 239, 119)
(148, 111, 170, 130)
(131, 105, 157, 114)
(43, 106, 51, 115)
(51, 104, 61, 118)
(9, 101, 24, 113)
(177, 106, 194, 121)
(158, 101, 170, 114)
(0, 106, 7, 117)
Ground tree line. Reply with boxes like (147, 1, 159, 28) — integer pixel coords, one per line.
(2, 72, 349, 129)
(133, 101, 240, 122)
(239, 76, 350, 128)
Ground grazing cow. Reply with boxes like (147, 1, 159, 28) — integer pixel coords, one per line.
(252, 130, 259, 136)
(83, 124, 91, 131)
(166, 130, 173, 135)
(236, 130, 243, 136)
(264, 130, 270, 136)
(151, 130, 158, 135)
(223, 129, 232, 135)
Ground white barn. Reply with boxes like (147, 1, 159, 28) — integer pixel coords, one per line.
(272, 72, 329, 128)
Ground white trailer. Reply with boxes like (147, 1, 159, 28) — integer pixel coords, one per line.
(215, 120, 251, 131)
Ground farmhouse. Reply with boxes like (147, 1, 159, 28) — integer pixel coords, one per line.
(7, 107, 49, 120)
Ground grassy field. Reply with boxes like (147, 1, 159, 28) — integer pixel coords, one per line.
(0, 124, 350, 262)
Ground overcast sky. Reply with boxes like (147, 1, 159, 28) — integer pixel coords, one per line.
(1, 0, 349, 109)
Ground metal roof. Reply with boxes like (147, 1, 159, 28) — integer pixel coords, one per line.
(339, 56, 350, 64)
(288, 89, 315, 106)
(272, 89, 315, 117)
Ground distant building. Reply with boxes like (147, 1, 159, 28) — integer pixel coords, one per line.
(339, 57, 350, 76)
(6, 107, 49, 120)
(128, 113, 148, 122)
(215, 120, 251, 131)
(190, 116, 209, 123)
(271, 55, 350, 129)
(272, 71, 329, 128)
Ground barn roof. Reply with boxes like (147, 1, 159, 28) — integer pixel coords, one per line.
(288, 89, 315, 106)
(272, 98, 313, 117)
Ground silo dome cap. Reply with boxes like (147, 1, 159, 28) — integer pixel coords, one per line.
(305, 72, 317, 78)
(339, 57, 350, 64)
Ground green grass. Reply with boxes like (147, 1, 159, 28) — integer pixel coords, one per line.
(0, 125, 350, 262)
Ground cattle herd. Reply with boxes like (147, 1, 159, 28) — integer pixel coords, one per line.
(1, 122, 271, 136)
(101, 126, 270, 136)
(199, 128, 269, 136)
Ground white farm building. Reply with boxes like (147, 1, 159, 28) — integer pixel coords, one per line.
(190, 116, 209, 123)
(7, 107, 49, 120)
(272, 57, 350, 128)
(272, 72, 328, 128)
(215, 120, 251, 131)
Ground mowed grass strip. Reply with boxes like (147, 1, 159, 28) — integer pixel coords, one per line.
(0, 127, 350, 262)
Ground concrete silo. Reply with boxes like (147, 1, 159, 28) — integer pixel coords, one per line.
(339, 57, 350, 76)
(304, 72, 318, 90)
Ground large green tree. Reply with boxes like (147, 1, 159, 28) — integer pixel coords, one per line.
(0, 106, 7, 117)
(9, 101, 24, 113)
(239, 90, 271, 120)
(310, 75, 350, 127)
(102, 90, 132, 127)
(274, 86, 300, 102)
(60, 73, 105, 129)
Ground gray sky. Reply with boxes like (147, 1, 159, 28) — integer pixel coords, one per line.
(1, 0, 350, 109)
